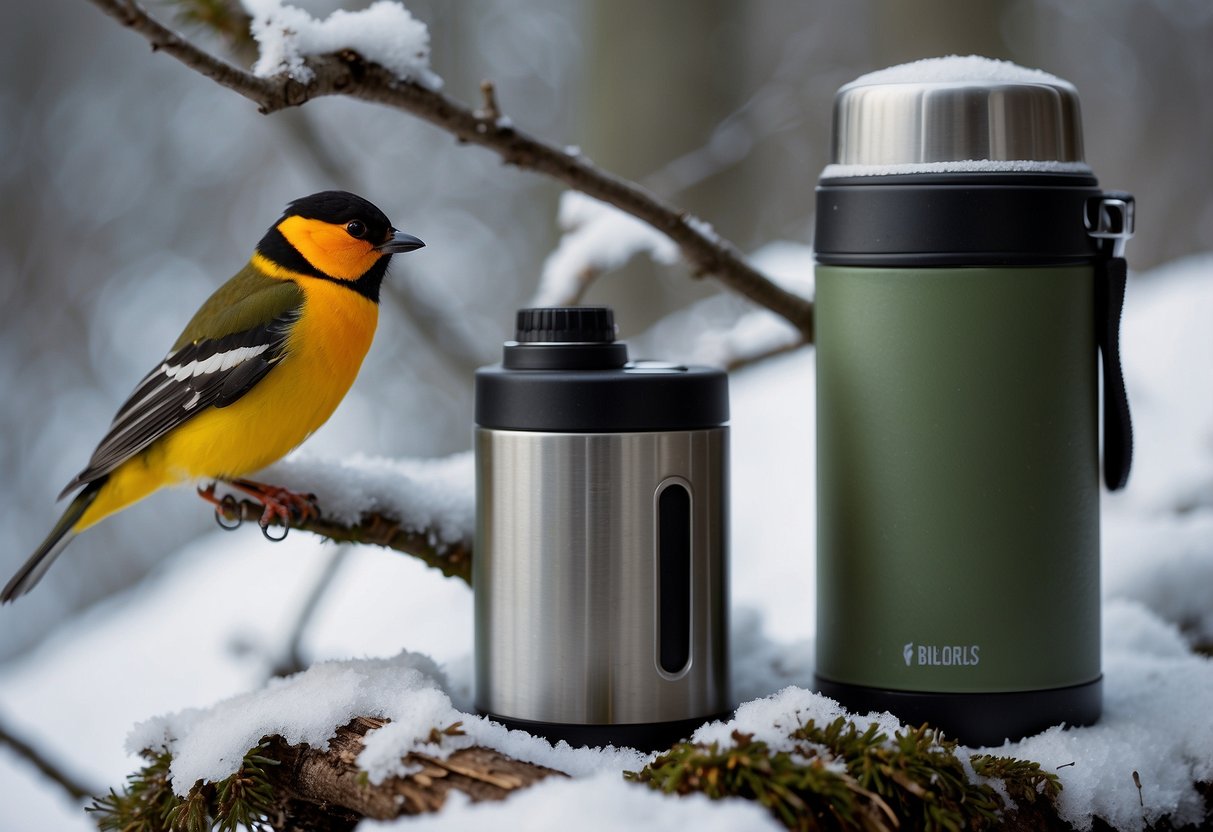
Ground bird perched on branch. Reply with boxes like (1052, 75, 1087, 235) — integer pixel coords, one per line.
(1, 191, 424, 602)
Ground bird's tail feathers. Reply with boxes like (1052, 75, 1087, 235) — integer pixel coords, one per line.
(1, 481, 103, 603)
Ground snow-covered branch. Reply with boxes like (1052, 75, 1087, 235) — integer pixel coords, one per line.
(216, 497, 471, 583)
(532, 191, 680, 307)
(83, 0, 815, 341)
(218, 452, 475, 584)
(263, 717, 560, 820)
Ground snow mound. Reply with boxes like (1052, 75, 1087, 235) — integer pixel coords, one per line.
(128, 649, 647, 796)
(996, 600, 1213, 831)
(848, 54, 1070, 88)
(128, 651, 450, 793)
(244, 0, 442, 88)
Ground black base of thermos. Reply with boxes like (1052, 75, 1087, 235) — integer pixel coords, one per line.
(482, 711, 733, 752)
(813, 676, 1102, 747)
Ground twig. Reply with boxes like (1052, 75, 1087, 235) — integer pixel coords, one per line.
(84, 0, 815, 342)
(217, 497, 471, 584)
(271, 545, 352, 678)
(536, 263, 601, 308)
(723, 337, 808, 373)
(0, 714, 99, 802)
(477, 79, 500, 123)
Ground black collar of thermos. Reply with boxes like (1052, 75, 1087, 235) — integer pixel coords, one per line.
(475, 363, 729, 432)
(814, 172, 1106, 266)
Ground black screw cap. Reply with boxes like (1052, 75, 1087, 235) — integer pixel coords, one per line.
(480, 305, 729, 429)
(515, 307, 616, 344)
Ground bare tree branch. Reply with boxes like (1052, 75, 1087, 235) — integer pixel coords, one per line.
(217, 497, 471, 584)
(85, 0, 815, 342)
(723, 338, 808, 372)
(0, 712, 99, 802)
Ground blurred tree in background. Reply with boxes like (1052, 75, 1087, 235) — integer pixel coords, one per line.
(0, 0, 1210, 662)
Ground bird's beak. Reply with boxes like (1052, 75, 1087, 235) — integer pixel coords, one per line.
(376, 230, 426, 254)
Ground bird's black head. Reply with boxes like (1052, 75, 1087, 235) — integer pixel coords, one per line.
(256, 190, 424, 302)
(285, 191, 394, 245)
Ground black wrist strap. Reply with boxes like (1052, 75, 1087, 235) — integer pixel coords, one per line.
(1095, 254, 1132, 490)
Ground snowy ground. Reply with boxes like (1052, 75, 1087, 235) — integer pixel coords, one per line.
(0, 252, 1210, 831)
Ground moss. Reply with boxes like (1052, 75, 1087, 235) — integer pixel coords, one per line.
(628, 717, 1063, 832)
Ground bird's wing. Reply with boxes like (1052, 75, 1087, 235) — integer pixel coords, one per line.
(60, 275, 305, 497)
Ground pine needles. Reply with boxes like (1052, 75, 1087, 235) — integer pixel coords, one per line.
(626, 717, 1063, 832)
(87, 743, 279, 832)
(87, 749, 179, 832)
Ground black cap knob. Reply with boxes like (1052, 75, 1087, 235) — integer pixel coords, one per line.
(515, 307, 616, 344)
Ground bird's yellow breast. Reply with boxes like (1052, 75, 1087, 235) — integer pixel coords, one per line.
(78, 276, 378, 529)
(165, 276, 379, 478)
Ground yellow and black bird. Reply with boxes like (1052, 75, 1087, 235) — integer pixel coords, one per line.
(1, 191, 424, 602)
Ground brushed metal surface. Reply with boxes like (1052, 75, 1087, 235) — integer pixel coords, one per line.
(831, 80, 1084, 165)
(475, 428, 730, 725)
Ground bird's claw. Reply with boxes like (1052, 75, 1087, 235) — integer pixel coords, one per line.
(256, 495, 299, 542)
(197, 483, 244, 531)
(230, 480, 319, 544)
(217, 494, 243, 531)
(197, 480, 319, 542)
(261, 516, 289, 542)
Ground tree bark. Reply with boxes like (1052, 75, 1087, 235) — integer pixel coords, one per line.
(265, 717, 563, 824)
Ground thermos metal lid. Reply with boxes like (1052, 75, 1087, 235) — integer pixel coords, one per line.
(828, 55, 1087, 172)
(814, 56, 1121, 266)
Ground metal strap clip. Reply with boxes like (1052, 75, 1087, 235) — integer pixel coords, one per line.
(1086, 193, 1135, 258)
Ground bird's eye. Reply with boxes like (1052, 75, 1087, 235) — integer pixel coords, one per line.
(346, 220, 368, 239)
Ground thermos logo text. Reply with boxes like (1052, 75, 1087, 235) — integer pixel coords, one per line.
(902, 642, 980, 667)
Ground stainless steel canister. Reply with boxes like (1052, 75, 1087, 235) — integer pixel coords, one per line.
(474, 307, 731, 749)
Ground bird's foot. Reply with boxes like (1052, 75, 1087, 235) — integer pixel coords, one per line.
(227, 478, 320, 542)
(196, 480, 319, 540)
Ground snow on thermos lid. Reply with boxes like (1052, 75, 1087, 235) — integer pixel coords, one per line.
(823, 55, 1088, 176)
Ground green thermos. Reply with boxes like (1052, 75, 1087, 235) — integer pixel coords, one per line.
(813, 58, 1135, 745)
